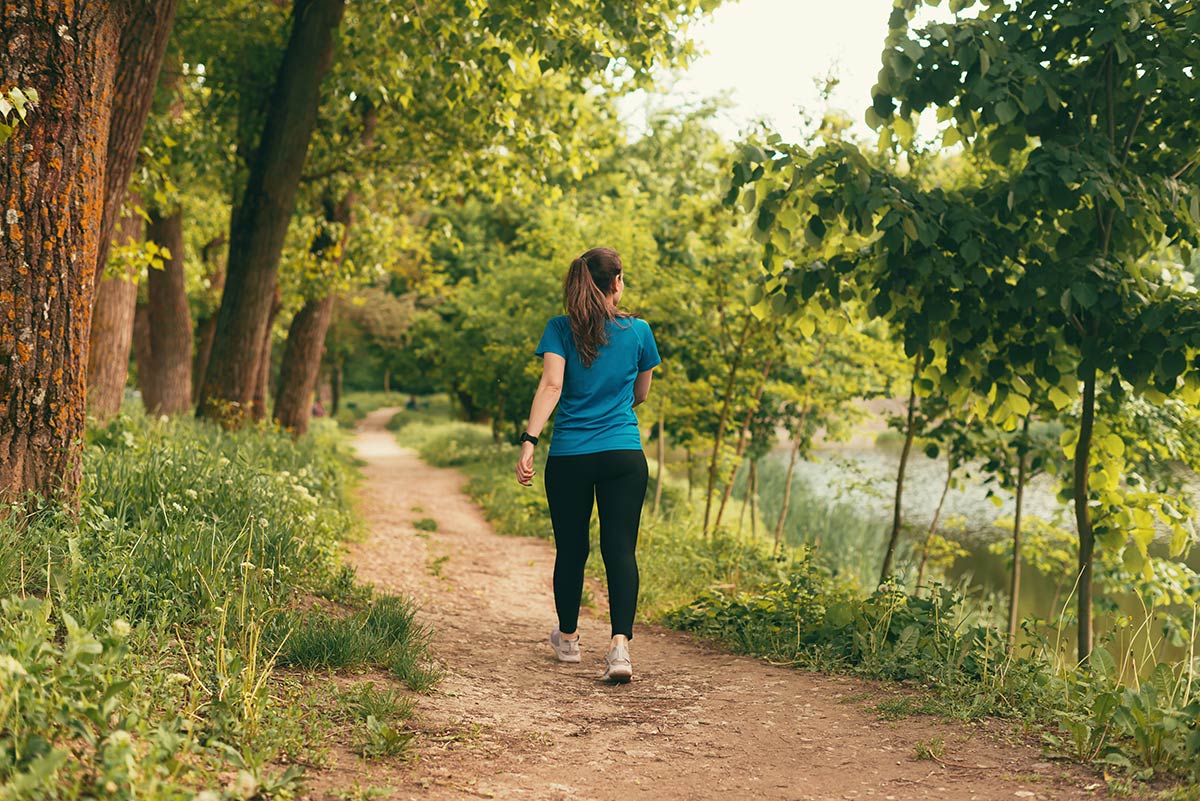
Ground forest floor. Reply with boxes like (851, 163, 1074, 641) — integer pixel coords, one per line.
(302, 409, 1122, 801)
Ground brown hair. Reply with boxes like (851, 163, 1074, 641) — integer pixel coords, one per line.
(564, 247, 626, 367)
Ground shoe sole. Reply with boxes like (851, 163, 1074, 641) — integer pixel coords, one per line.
(550, 632, 581, 663)
(603, 665, 632, 683)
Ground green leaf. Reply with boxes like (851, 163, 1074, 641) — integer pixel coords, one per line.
(1070, 282, 1097, 309)
(995, 101, 1017, 125)
(902, 217, 918, 241)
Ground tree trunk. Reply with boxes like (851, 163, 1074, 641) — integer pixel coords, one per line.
(197, 0, 348, 424)
(715, 357, 773, 530)
(273, 295, 335, 435)
(94, 0, 180, 282)
(1074, 369, 1097, 663)
(144, 207, 193, 414)
(686, 447, 694, 500)
(0, 3, 125, 502)
(653, 416, 665, 516)
(383, 369, 390, 395)
(251, 289, 282, 422)
(748, 459, 759, 538)
(132, 303, 160, 413)
(86, 205, 144, 422)
(1008, 415, 1031, 653)
(879, 356, 922, 586)
(773, 406, 813, 549)
(916, 460, 954, 592)
(704, 316, 755, 535)
(330, 361, 343, 416)
(191, 234, 227, 404)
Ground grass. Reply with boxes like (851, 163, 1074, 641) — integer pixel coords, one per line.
(413, 517, 438, 532)
(0, 408, 436, 798)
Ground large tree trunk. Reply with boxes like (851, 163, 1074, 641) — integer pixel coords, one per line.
(196, 0, 347, 424)
(0, 3, 125, 502)
(1074, 369, 1097, 663)
(86, 205, 144, 422)
(879, 356, 922, 585)
(94, 0, 179, 281)
(274, 189, 356, 434)
(191, 233, 227, 404)
(144, 207, 193, 414)
(273, 295, 335, 434)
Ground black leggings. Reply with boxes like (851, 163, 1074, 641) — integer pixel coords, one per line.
(544, 449, 648, 640)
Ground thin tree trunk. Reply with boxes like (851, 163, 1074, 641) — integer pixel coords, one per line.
(273, 295, 335, 435)
(197, 0, 348, 424)
(653, 416, 665, 516)
(330, 361, 343, 416)
(144, 206, 193, 414)
(383, 369, 390, 395)
(704, 316, 755, 535)
(773, 405, 813, 549)
(132, 303, 160, 413)
(739, 460, 752, 534)
(192, 234, 227, 404)
(916, 460, 954, 592)
(0, 3, 125, 501)
(879, 355, 923, 585)
(715, 357, 773, 530)
(748, 459, 759, 539)
(1075, 369, 1097, 663)
(86, 204, 144, 422)
(1008, 415, 1031, 653)
(250, 289, 282, 422)
(686, 447, 694, 500)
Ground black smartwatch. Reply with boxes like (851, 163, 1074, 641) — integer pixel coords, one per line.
(519, 432, 539, 446)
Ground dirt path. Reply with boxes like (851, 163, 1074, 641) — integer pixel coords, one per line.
(309, 409, 1111, 801)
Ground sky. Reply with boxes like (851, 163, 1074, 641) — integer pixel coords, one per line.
(619, 0, 949, 142)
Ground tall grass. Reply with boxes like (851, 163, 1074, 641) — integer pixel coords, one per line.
(0, 409, 431, 798)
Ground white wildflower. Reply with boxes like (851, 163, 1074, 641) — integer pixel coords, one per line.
(185, 489, 198, 499)
(167, 672, 191, 685)
(109, 619, 131, 638)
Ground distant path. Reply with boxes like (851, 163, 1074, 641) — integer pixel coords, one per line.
(307, 408, 1108, 801)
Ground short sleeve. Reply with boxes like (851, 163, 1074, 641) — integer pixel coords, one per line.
(535, 318, 567, 358)
(638, 321, 661, 372)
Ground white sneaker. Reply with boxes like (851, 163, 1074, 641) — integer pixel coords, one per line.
(602, 642, 632, 683)
(549, 627, 581, 663)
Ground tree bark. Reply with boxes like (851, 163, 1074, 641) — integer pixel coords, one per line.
(144, 206, 193, 414)
(191, 233, 226, 404)
(0, 3, 125, 502)
(251, 288, 282, 422)
(879, 355, 923, 586)
(86, 205, 144, 422)
(704, 315, 755, 535)
(94, 0, 180, 281)
(274, 189, 354, 433)
(196, 0, 348, 424)
(132, 303, 160, 413)
(1074, 369, 1097, 663)
(273, 295, 335, 434)
(1008, 414, 1031, 653)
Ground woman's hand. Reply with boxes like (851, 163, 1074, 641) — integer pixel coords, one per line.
(515, 442, 536, 486)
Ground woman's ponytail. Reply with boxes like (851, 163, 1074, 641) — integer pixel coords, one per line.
(563, 248, 623, 367)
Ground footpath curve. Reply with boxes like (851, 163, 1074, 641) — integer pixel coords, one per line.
(312, 408, 1108, 801)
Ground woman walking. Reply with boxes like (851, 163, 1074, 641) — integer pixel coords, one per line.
(515, 247, 660, 683)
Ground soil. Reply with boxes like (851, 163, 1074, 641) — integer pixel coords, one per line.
(301, 409, 1119, 801)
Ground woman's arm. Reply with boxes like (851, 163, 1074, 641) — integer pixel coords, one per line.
(516, 353, 565, 486)
(632, 369, 653, 407)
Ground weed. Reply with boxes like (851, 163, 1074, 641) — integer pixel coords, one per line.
(913, 736, 945, 760)
(413, 517, 438, 532)
(428, 554, 450, 578)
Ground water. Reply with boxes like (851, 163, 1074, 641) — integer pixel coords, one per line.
(754, 442, 1200, 658)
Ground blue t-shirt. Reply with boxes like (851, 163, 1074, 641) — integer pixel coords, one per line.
(535, 315, 661, 456)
